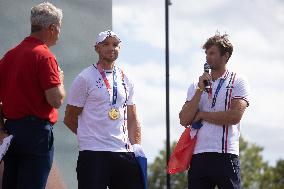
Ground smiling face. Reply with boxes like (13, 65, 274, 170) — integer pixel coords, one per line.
(95, 36, 120, 63)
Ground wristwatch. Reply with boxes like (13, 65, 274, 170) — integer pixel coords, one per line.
(196, 86, 204, 92)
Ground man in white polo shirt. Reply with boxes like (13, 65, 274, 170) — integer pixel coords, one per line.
(179, 33, 249, 189)
(64, 30, 143, 189)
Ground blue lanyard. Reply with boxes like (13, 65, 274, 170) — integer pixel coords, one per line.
(112, 67, 118, 106)
(211, 78, 225, 108)
(97, 64, 118, 106)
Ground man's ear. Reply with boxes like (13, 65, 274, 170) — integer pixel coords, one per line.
(95, 45, 99, 53)
(46, 24, 55, 36)
(48, 24, 55, 31)
(224, 52, 230, 62)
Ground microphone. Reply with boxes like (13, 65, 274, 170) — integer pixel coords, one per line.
(203, 62, 211, 93)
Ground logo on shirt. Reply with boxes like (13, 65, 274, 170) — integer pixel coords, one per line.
(95, 78, 104, 88)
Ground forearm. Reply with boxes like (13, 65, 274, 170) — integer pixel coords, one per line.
(63, 118, 78, 134)
(63, 105, 83, 135)
(179, 90, 202, 126)
(56, 85, 66, 108)
(127, 105, 141, 144)
(128, 121, 141, 144)
(58, 85, 66, 103)
(58, 69, 66, 104)
(199, 110, 242, 126)
(45, 85, 66, 109)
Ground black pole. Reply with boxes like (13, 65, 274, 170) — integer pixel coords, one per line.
(165, 0, 171, 189)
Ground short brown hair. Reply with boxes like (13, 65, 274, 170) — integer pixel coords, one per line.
(203, 33, 233, 62)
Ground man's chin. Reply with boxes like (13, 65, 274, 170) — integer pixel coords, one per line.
(105, 58, 117, 63)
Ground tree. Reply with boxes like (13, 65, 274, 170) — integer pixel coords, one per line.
(148, 136, 283, 189)
(239, 136, 268, 188)
(148, 142, 187, 189)
(264, 159, 284, 189)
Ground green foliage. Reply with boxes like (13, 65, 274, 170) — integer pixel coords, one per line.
(148, 137, 284, 189)
(263, 159, 284, 189)
(239, 136, 267, 188)
(148, 142, 187, 189)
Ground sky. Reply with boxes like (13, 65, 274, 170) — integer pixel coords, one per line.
(0, 1, 283, 187)
(113, 0, 284, 165)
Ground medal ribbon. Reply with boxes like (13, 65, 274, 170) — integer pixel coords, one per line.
(96, 64, 130, 151)
(97, 63, 118, 106)
(211, 78, 225, 108)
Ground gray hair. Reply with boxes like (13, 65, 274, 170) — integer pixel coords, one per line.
(30, 2, 62, 29)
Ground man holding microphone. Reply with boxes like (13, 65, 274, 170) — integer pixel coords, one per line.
(179, 33, 250, 189)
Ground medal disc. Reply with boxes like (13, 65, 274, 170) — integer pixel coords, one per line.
(108, 108, 120, 120)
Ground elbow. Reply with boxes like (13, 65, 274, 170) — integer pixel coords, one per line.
(180, 120, 190, 127)
(179, 118, 190, 127)
(230, 115, 242, 125)
(231, 118, 241, 125)
(179, 112, 190, 127)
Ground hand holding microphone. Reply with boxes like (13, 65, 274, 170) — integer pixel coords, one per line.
(197, 63, 211, 93)
(203, 62, 211, 93)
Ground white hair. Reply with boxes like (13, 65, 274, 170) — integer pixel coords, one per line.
(30, 2, 63, 28)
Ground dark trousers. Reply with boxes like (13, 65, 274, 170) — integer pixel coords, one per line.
(77, 151, 143, 189)
(188, 152, 241, 189)
(2, 117, 54, 189)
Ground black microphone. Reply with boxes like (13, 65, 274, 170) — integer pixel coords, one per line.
(203, 62, 211, 93)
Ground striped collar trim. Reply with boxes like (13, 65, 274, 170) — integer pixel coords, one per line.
(221, 70, 230, 80)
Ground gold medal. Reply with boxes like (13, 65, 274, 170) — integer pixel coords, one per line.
(108, 108, 120, 120)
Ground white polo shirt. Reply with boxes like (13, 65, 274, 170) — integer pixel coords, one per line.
(67, 64, 134, 152)
(186, 70, 250, 155)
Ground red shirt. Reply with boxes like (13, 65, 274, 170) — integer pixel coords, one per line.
(0, 36, 61, 124)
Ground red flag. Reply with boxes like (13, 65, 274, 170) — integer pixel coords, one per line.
(167, 127, 197, 174)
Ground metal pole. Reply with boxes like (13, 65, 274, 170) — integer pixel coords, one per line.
(165, 0, 171, 189)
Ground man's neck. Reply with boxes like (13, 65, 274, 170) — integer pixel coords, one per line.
(30, 32, 49, 47)
(98, 60, 115, 70)
(211, 67, 226, 81)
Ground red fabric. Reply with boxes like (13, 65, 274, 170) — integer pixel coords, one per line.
(0, 36, 61, 124)
(167, 127, 197, 174)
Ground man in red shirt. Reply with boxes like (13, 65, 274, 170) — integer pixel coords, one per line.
(0, 2, 65, 189)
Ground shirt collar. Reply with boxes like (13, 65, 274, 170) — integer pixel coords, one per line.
(212, 70, 229, 82)
(221, 70, 229, 80)
(24, 36, 45, 46)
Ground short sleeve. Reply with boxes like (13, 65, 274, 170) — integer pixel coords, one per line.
(186, 83, 197, 102)
(38, 57, 61, 90)
(67, 75, 88, 107)
(232, 76, 250, 107)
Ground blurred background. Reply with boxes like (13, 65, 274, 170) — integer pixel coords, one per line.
(0, 0, 111, 188)
(1, 0, 284, 188)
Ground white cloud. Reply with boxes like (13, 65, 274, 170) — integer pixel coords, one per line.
(120, 58, 284, 163)
(113, 0, 284, 164)
(113, 0, 165, 49)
